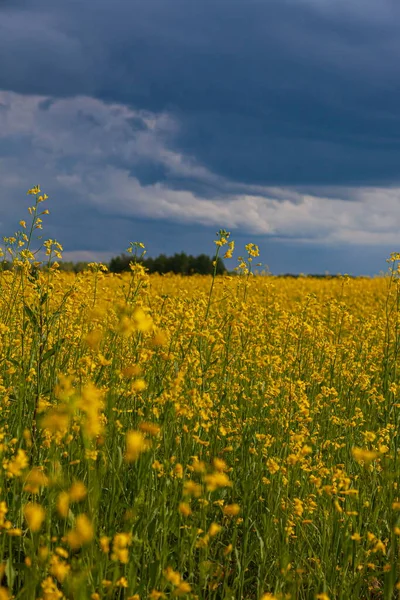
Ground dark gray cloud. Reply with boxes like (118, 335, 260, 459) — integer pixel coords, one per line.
(2, 0, 400, 187)
(1, 0, 400, 273)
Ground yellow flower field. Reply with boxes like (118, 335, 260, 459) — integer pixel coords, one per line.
(0, 188, 400, 599)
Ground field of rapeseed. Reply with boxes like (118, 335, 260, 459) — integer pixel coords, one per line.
(0, 188, 400, 599)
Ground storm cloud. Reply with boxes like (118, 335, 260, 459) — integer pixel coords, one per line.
(1, 0, 400, 273)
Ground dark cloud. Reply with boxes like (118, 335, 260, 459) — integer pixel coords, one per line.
(1, 0, 400, 273)
(1, 0, 400, 187)
(129, 162, 169, 187)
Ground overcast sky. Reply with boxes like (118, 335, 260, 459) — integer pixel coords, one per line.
(1, 0, 400, 274)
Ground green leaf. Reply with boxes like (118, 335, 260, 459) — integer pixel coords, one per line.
(23, 304, 38, 330)
(40, 292, 48, 305)
(117, 446, 123, 469)
(42, 338, 65, 363)
(7, 358, 20, 369)
(5, 557, 15, 589)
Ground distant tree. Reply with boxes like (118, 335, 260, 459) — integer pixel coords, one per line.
(152, 254, 168, 274)
(73, 262, 91, 273)
(57, 261, 76, 272)
(169, 252, 190, 275)
(109, 254, 131, 273)
(107, 251, 226, 275)
(191, 254, 211, 275)
(0, 260, 12, 271)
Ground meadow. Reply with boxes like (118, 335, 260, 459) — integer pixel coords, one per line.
(0, 188, 400, 599)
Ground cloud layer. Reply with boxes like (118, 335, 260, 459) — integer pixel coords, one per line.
(1, 0, 400, 272)
(3, 0, 400, 185)
(1, 90, 400, 253)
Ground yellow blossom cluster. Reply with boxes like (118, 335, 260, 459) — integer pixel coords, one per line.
(0, 187, 400, 597)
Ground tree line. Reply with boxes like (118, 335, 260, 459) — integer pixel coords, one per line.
(108, 252, 226, 275)
(0, 252, 227, 275)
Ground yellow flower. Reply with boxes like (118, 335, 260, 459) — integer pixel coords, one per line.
(245, 243, 260, 257)
(23, 467, 48, 494)
(139, 422, 161, 436)
(41, 409, 70, 434)
(7, 528, 22, 537)
(164, 567, 188, 591)
(121, 364, 142, 378)
(38, 546, 49, 562)
(372, 540, 386, 554)
(0, 502, 8, 528)
(56, 492, 70, 518)
(132, 307, 153, 332)
(266, 458, 280, 474)
(66, 514, 94, 549)
(149, 591, 166, 600)
(85, 329, 103, 350)
(0, 587, 10, 600)
(174, 581, 191, 596)
(98, 353, 112, 367)
(27, 185, 41, 195)
(173, 463, 183, 479)
(224, 241, 235, 259)
(204, 471, 232, 491)
(151, 330, 168, 346)
(24, 503, 45, 532)
(69, 481, 87, 502)
(182, 481, 202, 497)
(224, 544, 233, 555)
(178, 502, 192, 517)
(40, 576, 63, 600)
(55, 547, 68, 559)
(131, 378, 147, 392)
(100, 536, 111, 554)
(164, 567, 180, 586)
(334, 500, 343, 513)
(208, 522, 222, 537)
(85, 450, 98, 461)
(6, 449, 28, 477)
(293, 498, 304, 517)
(352, 447, 378, 465)
(213, 458, 227, 471)
(49, 555, 70, 582)
(111, 533, 131, 563)
(125, 431, 148, 462)
(76, 382, 104, 439)
(223, 503, 240, 517)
